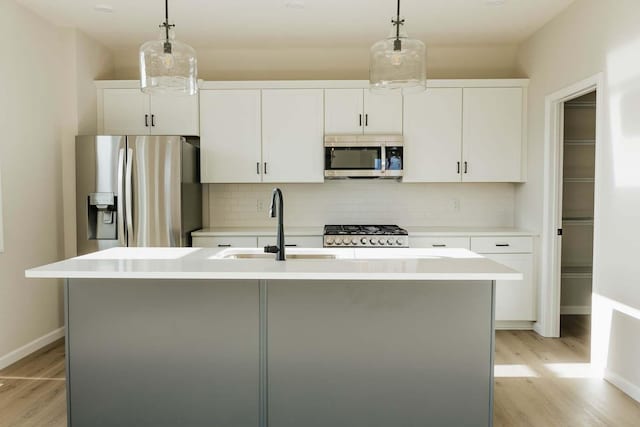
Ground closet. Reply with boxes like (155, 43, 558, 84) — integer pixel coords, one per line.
(560, 91, 596, 316)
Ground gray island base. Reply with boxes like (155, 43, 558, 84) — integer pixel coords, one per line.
(65, 278, 494, 427)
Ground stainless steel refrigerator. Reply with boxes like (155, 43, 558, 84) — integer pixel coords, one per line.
(76, 135, 202, 255)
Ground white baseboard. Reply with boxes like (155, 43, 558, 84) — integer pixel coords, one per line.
(495, 321, 535, 330)
(560, 305, 592, 315)
(0, 327, 65, 370)
(605, 369, 640, 403)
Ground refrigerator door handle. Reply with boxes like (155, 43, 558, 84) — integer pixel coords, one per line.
(117, 148, 126, 246)
(125, 148, 134, 244)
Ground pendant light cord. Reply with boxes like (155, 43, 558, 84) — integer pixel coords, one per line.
(392, 0, 404, 51)
(160, 0, 175, 53)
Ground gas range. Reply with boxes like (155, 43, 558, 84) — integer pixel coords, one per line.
(323, 225, 409, 248)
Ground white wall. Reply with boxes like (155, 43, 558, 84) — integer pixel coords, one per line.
(516, 0, 640, 400)
(0, 0, 114, 365)
(0, 0, 67, 362)
(112, 44, 521, 80)
(209, 182, 515, 228)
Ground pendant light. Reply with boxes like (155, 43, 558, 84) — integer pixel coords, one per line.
(369, 0, 426, 94)
(139, 0, 198, 95)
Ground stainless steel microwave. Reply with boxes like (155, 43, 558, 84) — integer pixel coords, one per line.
(324, 135, 404, 179)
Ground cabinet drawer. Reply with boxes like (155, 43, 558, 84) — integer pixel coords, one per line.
(192, 236, 258, 249)
(410, 237, 470, 249)
(470, 236, 533, 254)
(257, 236, 323, 248)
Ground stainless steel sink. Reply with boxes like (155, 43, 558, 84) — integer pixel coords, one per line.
(221, 252, 336, 260)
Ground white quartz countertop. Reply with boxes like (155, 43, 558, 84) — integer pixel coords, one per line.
(191, 226, 535, 237)
(25, 247, 522, 281)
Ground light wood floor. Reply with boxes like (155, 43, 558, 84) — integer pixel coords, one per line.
(1, 316, 639, 426)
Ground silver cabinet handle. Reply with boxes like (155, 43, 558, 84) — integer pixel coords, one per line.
(116, 148, 126, 246)
(125, 148, 134, 243)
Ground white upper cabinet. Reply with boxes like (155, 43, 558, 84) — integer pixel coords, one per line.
(149, 93, 199, 136)
(261, 89, 324, 183)
(99, 85, 199, 136)
(200, 90, 262, 183)
(324, 89, 364, 134)
(102, 89, 150, 135)
(403, 88, 463, 182)
(324, 89, 402, 135)
(363, 90, 403, 134)
(462, 87, 524, 182)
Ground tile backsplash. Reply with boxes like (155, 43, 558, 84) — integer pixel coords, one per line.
(206, 181, 515, 228)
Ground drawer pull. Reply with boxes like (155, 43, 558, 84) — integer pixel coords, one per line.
(217, 244, 232, 247)
(432, 244, 447, 248)
(285, 244, 298, 247)
(495, 243, 510, 247)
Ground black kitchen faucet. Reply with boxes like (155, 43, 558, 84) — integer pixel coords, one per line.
(264, 188, 285, 261)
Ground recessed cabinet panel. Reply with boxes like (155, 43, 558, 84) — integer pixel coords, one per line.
(462, 88, 523, 182)
(262, 89, 324, 183)
(103, 89, 149, 135)
(363, 90, 403, 134)
(403, 88, 463, 182)
(150, 93, 199, 136)
(324, 89, 364, 134)
(200, 90, 262, 183)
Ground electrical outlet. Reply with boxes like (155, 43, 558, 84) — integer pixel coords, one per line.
(452, 198, 461, 212)
(257, 199, 264, 212)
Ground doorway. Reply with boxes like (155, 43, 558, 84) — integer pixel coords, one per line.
(538, 73, 603, 338)
(559, 91, 596, 333)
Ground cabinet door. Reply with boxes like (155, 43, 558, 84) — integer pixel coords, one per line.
(102, 89, 150, 135)
(462, 88, 523, 182)
(257, 235, 323, 248)
(403, 88, 462, 182)
(200, 90, 262, 183)
(324, 89, 364, 134)
(150, 93, 199, 136)
(262, 89, 324, 183)
(483, 253, 535, 321)
(363, 90, 403, 134)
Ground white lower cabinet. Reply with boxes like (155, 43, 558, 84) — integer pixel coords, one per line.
(482, 253, 535, 322)
(409, 236, 470, 249)
(192, 236, 258, 253)
(410, 234, 536, 324)
(257, 236, 323, 248)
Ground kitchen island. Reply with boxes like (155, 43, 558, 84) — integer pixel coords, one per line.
(26, 247, 521, 427)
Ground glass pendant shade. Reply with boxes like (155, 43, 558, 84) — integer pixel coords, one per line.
(140, 29, 198, 95)
(370, 20, 426, 94)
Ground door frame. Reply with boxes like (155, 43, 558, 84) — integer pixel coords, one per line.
(537, 73, 604, 338)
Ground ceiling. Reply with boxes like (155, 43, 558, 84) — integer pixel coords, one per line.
(19, 0, 575, 49)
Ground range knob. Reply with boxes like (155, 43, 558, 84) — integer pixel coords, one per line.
(335, 238, 343, 245)
(360, 238, 368, 245)
(370, 238, 378, 245)
(351, 238, 358, 245)
(396, 239, 403, 245)
(387, 239, 394, 245)
(326, 238, 334, 245)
